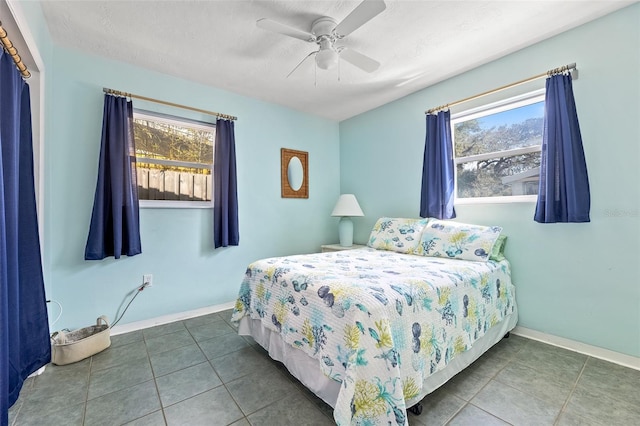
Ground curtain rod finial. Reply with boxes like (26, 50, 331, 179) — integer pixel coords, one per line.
(570, 68, 579, 80)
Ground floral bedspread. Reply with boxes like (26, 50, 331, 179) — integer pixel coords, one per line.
(231, 248, 515, 426)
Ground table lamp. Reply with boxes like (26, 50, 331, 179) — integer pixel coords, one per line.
(331, 194, 364, 247)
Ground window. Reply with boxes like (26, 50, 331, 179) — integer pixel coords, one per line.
(133, 110, 215, 208)
(452, 91, 545, 201)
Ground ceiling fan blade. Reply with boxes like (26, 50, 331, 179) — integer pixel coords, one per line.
(340, 48, 380, 73)
(287, 51, 317, 78)
(333, 0, 386, 37)
(256, 18, 315, 42)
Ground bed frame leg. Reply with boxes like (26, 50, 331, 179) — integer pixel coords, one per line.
(408, 403, 423, 415)
(504, 332, 510, 338)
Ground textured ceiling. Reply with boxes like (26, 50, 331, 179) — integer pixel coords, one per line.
(39, 0, 633, 121)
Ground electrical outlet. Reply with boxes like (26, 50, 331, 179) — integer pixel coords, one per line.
(143, 274, 153, 287)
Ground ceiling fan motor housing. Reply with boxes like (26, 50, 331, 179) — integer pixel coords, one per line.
(311, 17, 338, 39)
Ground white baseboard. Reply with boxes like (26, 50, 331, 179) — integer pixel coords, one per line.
(28, 365, 46, 378)
(512, 326, 640, 371)
(109, 301, 236, 336)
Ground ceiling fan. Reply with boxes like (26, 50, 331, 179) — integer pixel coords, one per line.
(256, 0, 386, 77)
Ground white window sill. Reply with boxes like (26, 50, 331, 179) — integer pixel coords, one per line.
(455, 195, 537, 205)
(139, 200, 212, 209)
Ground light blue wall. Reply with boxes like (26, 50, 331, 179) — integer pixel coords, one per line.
(9, 6, 340, 332)
(340, 5, 640, 357)
(42, 47, 341, 330)
(45, 46, 341, 330)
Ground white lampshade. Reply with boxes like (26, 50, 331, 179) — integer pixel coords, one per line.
(331, 194, 364, 217)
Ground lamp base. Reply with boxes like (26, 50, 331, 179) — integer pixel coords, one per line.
(338, 217, 354, 247)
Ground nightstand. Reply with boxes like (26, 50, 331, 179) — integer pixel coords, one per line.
(321, 244, 366, 253)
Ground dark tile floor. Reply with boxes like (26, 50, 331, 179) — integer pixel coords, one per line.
(9, 309, 640, 425)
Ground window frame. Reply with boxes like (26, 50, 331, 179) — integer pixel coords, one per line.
(451, 89, 545, 205)
(133, 109, 215, 209)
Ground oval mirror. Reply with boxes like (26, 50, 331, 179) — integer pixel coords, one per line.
(287, 156, 304, 191)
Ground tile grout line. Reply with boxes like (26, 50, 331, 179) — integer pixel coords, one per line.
(217, 370, 251, 426)
(491, 340, 592, 421)
(150, 321, 191, 424)
(228, 338, 286, 426)
(8, 397, 23, 426)
(429, 338, 527, 424)
(81, 357, 92, 425)
(492, 358, 580, 406)
(204, 341, 273, 423)
(445, 401, 516, 426)
(89, 328, 157, 425)
(474, 403, 516, 425)
(155, 319, 205, 425)
(552, 356, 589, 426)
(145, 341, 168, 426)
(464, 347, 525, 425)
(8, 377, 36, 426)
(419, 340, 523, 425)
(221, 379, 264, 424)
(234, 343, 335, 423)
(442, 399, 469, 426)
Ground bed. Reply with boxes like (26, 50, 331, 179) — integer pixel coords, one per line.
(231, 218, 517, 425)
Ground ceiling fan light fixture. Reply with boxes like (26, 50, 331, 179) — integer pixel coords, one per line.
(315, 48, 339, 70)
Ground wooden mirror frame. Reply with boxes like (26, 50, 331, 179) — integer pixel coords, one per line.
(281, 148, 309, 199)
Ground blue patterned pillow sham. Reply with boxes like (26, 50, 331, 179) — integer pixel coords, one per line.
(367, 217, 429, 254)
(415, 219, 503, 262)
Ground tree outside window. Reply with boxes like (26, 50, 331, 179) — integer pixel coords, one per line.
(452, 93, 544, 199)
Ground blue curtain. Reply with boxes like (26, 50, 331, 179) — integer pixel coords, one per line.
(534, 74, 590, 223)
(85, 94, 142, 259)
(0, 51, 51, 424)
(213, 119, 239, 248)
(420, 110, 456, 219)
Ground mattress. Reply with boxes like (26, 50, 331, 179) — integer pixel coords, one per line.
(232, 247, 517, 425)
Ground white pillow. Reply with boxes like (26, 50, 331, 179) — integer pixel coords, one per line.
(415, 219, 502, 262)
(367, 217, 429, 254)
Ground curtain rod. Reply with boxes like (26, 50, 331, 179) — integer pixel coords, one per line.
(425, 62, 577, 115)
(0, 21, 30, 79)
(102, 88, 237, 121)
